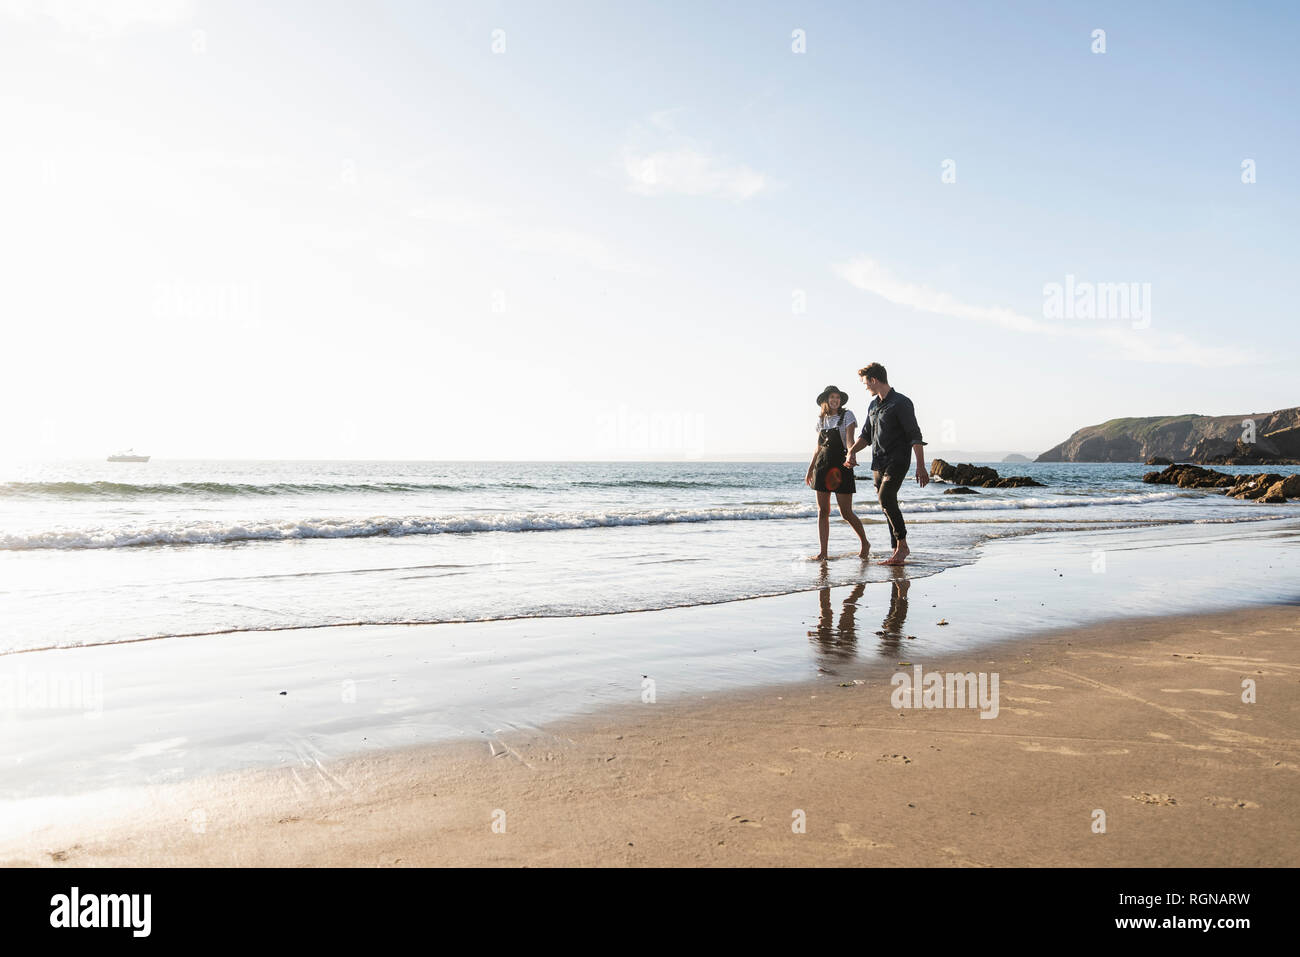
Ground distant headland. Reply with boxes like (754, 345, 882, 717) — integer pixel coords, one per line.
(1036, 407, 1300, 465)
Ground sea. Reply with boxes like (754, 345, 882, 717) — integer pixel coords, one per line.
(2, 458, 1297, 656)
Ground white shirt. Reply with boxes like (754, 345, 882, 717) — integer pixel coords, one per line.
(816, 410, 857, 449)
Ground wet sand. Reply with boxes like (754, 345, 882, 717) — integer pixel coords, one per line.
(4, 519, 1299, 808)
(5, 603, 1297, 867)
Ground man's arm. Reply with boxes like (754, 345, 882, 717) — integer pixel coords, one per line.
(912, 442, 928, 487)
(900, 397, 928, 487)
(846, 412, 870, 465)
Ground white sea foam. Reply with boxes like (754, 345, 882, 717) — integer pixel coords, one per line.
(906, 489, 1189, 511)
(0, 489, 1225, 550)
(0, 505, 815, 550)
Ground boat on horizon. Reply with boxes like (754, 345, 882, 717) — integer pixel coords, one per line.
(107, 449, 150, 463)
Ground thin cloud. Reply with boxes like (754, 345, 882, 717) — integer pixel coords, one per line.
(622, 111, 769, 201)
(624, 147, 767, 200)
(834, 256, 1255, 366)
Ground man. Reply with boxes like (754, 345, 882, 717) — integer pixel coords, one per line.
(845, 362, 927, 565)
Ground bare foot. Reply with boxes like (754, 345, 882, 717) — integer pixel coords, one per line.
(810, 553, 828, 562)
(877, 542, 910, 565)
(858, 543, 871, 559)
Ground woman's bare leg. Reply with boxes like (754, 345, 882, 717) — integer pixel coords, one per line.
(813, 490, 831, 560)
(836, 492, 870, 558)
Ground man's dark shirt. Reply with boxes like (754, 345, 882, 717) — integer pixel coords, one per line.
(864, 389, 924, 472)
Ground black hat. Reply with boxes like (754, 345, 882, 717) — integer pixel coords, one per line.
(816, 385, 849, 407)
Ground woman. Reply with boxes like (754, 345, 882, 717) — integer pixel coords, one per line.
(804, 385, 871, 561)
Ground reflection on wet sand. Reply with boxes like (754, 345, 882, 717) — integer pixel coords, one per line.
(874, 572, 911, 656)
(808, 582, 865, 663)
(808, 570, 912, 667)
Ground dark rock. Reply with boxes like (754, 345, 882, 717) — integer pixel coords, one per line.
(1254, 473, 1300, 502)
(1203, 439, 1300, 466)
(930, 458, 996, 485)
(992, 476, 1045, 488)
(929, 458, 1043, 488)
(944, 486, 979, 494)
(1228, 473, 1285, 500)
(1145, 456, 1173, 466)
(1144, 464, 1236, 489)
(954, 464, 999, 486)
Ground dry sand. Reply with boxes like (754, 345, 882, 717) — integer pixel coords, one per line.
(5, 604, 1297, 867)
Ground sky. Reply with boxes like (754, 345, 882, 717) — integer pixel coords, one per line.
(1, 0, 1297, 461)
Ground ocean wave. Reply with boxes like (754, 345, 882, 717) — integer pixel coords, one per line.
(0, 477, 762, 499)
(0, 489, 1233, 550)
(0, 505, 820, 550)
(0, 480, 471, 498)
(905, 489, 1190, 511)
(570, 478, 763, 489)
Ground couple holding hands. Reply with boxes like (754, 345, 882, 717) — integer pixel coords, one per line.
(804, 361, 928, 565)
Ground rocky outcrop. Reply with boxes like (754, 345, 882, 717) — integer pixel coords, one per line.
(1145, 456, 1173, 466)
(944, 486, 979, 495)
(929, 459, 1045, 488)
(1037, 407, 1300, 463)
(1200, 439, 1300, 466)
(1141, 464, 1235, 489)
(1224, 473, 1300, 502)
(1142, 465, 1300, 503)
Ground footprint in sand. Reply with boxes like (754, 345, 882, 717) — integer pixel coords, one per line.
(876, 753, 911, 764)
(1021, 742, 1129, 756)
(836, 823, 892, 850)
(941, 846, 988, 867)
(1176, 742, 1234, 754)
(1204, 796, 1259, 810)
(822, 749, 857, 761)
(1147, 731, 1231, 752)
(1129, 792, 1178, 806)
(728, 814, 762, 828)
(1160, 688, 1231, 696)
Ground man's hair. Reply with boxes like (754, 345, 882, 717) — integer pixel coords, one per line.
(857, 362, 887, 383)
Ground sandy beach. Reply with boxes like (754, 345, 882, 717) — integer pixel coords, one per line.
(5, 600, 1296, 868)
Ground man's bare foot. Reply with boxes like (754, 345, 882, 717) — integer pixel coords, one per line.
(877, 541, 910, 565)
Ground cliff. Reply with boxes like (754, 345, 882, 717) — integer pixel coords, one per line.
(1036, 408, 1300, 463)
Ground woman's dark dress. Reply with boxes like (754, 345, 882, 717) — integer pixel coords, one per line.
(812, 414, 856, 494)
